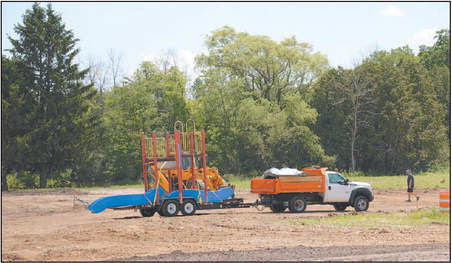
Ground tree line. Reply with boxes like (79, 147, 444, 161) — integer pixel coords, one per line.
(2, 4, 450, 190)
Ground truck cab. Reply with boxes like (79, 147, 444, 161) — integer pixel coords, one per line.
(322, 171, 374, 211)
(251, 167, 374, 213)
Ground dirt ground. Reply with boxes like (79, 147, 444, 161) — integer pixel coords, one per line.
(2, 187, 450, 261)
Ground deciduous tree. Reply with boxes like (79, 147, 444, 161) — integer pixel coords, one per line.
(193, 27, 333, 175)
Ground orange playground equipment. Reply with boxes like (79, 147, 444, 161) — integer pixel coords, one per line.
(87, 120, 252, 217)
(140, 120, 227, 205)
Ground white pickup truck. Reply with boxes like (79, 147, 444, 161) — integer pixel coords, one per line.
(251, 166, 374, 212)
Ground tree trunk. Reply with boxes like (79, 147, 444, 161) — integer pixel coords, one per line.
(39, 173, 47, 188)
(350, 140, 356, 172)
(39, 164, 51, 188)
(350, 108, 358, 172)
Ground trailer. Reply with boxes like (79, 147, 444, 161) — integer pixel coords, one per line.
(85, 120, 256, 217)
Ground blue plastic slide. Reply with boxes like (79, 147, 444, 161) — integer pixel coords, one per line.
(88, 188, 165, 213)
(87, 186, 234, 214)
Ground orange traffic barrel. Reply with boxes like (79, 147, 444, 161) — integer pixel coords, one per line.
(439, 192, 450, 213)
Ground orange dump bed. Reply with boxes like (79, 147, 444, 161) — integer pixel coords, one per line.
(250, 167, 327, 194)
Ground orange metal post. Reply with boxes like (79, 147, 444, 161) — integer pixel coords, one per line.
(201, 130, 208, 203)
(141, 132, 149, 192)
(152, 131, 159, 205)
(166, 132, 172, 193)
(165, 132, 170, 157)
(189, 132, 196, 189)
(175, 129, 184, 204)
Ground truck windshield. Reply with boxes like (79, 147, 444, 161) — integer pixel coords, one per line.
(328, 173, 346, 184)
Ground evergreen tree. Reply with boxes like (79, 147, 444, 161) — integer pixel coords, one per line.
(6, 3, 97, 187)
(312, 47, 448, 173)
(1, 56, 33, 190)
(363, 47, 448, 172)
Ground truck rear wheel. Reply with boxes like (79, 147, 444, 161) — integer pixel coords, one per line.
(162, 200, 179, 217)
(353, 196, 369, 212)
(270, 203, 286, 213)
(289, 197, 307, 213)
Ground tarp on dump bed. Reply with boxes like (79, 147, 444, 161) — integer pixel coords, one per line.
(261, 168, 308, 179)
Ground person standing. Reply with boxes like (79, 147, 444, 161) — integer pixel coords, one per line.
(406, 169, 420, 202)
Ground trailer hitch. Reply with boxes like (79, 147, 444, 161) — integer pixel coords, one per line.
(252, 199, 265, 211)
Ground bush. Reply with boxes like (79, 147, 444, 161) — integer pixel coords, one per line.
(7, 171, 39, 190)
(47, 169, 73, 188)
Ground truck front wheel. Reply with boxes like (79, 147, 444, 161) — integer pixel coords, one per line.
(289, 197, 307, 213)
(353, 196, 369, 212)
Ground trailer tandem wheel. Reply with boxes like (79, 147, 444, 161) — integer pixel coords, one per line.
(181, 199, 197, 216)
(139, 207, 156, 217)
(162, 200, 180, 217)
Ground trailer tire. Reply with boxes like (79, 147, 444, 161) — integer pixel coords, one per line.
(181, 199, 197, 216)
(157, 210, 165, 216)
(139, 207, 156, 217)
(289, 196, 307, 213)
(162, 200, 179, 217)
(270, 203, 286, 213)
(353, 196, 369, 212)
(333, 204, 348, 212)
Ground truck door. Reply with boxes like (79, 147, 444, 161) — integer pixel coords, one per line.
(324, 172, 351, 202)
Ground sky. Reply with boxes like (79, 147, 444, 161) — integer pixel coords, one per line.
(2, 2, 450, 80)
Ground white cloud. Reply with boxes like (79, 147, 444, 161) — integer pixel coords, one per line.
(379, 5, 406, 17)
(407, 28, 438, 47)
(177, 49, 196, 75)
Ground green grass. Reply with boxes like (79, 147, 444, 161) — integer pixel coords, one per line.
(347, 170, 450, 189)
(223, 174, 252, 190)
(282, 208, 450, 228)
